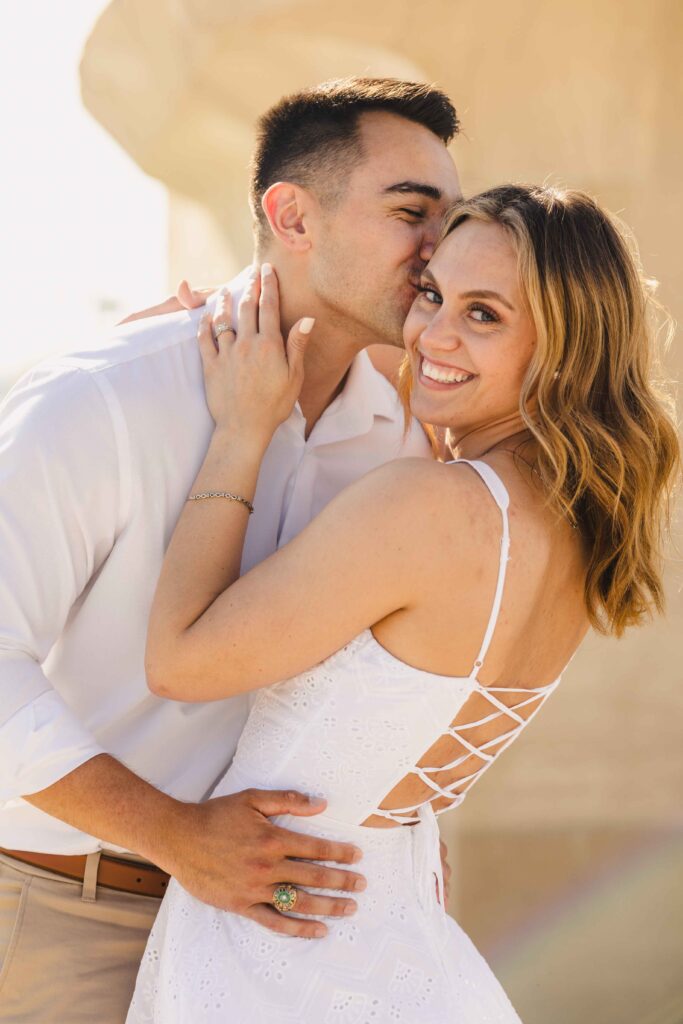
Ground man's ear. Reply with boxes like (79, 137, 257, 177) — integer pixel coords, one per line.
(261, 182, 314, 253)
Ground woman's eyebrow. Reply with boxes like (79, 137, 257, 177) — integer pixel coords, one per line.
(461, 289, 515, 311)
(418, 271, 516, 312)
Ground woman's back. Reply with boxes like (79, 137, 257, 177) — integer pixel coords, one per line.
(373, 454, 589, 692)
(365, 454, 590, 824)
(217, 457, 588, 831)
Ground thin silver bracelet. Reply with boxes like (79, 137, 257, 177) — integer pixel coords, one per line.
(187, 491, 254, 514)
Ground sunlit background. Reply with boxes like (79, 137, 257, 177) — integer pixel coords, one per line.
(2, 3, 682, 1023)
(0, 1, 167, 391)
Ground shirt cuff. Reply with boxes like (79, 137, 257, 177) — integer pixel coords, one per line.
(0, 690, 105, 805)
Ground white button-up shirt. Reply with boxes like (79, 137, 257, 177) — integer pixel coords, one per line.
(0, 268, 432, 854)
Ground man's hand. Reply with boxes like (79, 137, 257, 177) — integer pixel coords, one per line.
(117, 280, 212, 325)
(162, 788, 366, 939)
(25, 755, 364, 940)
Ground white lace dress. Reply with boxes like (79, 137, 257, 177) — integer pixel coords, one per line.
(126, 461, 567, 1023)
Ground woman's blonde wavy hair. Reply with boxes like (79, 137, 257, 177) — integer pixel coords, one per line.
(399, 184, 680, 638)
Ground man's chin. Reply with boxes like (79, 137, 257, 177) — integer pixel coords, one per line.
(363, 324, 404, 349)
(378, 312, 409, 348)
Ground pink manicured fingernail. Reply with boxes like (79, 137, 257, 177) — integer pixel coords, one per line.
(261, 262, 272, 277)
(300, 317, 315, 334)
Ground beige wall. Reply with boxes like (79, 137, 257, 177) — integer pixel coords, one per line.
(82, 3, 683, 1020)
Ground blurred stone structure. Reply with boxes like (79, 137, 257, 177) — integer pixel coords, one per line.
(81, 3, 683, 1021)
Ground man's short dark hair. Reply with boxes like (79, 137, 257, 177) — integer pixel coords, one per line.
(249, 76, 459, 245)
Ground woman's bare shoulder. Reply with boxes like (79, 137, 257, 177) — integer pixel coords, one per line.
(352, 457, 502, 545)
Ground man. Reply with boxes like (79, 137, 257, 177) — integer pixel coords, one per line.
(0, 77, 461, 1022)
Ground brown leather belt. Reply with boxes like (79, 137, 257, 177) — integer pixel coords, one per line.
(0, 846, 170, 898)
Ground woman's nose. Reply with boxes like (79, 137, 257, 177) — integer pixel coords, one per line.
(421, 317, 463, 353)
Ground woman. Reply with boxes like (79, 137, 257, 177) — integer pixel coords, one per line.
(126, 185, 679, 1022)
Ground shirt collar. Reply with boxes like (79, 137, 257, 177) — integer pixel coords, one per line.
(305, 348, 400, 446)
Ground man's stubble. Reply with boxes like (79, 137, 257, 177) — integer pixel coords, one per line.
(308, 237, 413, 352)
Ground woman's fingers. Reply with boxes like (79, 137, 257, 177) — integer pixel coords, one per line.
(194, 269, 312, 431)
(197, 313, 218, 367)
(258, 263, 281, 338)
(213, 291, 235, 351)
(237, 265, 261, 338)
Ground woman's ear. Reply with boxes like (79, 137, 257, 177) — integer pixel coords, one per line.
(261, 182, 313, 253)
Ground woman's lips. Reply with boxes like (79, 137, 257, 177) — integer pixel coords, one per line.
(417, 355, 476, 390)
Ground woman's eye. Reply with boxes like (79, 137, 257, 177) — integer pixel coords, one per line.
(470, 304, 499, 323)
(417, 285, 442, 305)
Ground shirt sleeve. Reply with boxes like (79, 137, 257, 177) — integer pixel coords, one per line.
(0, 362, 125, 803)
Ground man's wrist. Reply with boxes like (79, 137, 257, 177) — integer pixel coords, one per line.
(23, 754, 196, 870)
(136, 792, 197, 872)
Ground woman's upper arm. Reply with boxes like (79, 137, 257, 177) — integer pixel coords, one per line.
(155, 459, 447, 700)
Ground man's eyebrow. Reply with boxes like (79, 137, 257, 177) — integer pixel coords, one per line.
(382, 181, 443, 201)
(420, 270, 515, 311)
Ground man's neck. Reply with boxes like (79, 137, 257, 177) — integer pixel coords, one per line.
(258, 253, 376, 439)
(296, 337, 358, 439)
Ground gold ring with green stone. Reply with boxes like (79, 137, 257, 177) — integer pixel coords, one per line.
(272, 883, 298, 913)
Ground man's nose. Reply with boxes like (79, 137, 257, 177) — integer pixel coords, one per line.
(419, 239, 436, 262)
(418, 218, 442, 262)
(418, 235, 437, 262)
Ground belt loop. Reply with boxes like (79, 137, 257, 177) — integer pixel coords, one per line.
(81, 850, 102, 903)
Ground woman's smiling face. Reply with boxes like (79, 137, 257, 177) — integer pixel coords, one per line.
(403, 218, 537, 441)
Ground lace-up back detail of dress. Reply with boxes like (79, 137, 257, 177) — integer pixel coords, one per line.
(224, 459, 566, 828)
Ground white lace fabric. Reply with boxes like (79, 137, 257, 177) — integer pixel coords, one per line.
(127, 460, 566, 1023)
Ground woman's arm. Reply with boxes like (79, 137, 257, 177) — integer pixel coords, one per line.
(145, 265, 452, 702)
(116, 280, 213, 324)
(146, 452, 441, 701)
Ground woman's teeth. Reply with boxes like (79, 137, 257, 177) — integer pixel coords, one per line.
(421, 357, 474, 384)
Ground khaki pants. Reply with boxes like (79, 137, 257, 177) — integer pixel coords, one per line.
(0, 852, 160, 1023)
